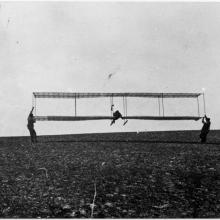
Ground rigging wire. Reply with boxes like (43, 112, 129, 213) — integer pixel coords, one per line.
(110, 94, 114, 116)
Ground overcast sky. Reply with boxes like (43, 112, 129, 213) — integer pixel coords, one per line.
(0, 2, 219, 136)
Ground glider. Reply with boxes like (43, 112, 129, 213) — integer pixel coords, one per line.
(32, 92, 205, 122)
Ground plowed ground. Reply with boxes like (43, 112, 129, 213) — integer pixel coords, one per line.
(0, 130, 220, 218)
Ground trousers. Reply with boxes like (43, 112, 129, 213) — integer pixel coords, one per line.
(27, 125, 37, 143)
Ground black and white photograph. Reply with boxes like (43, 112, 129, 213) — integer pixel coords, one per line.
(0, 1, 219, 218)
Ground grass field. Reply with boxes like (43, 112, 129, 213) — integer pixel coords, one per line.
(0, 130, 220, 218)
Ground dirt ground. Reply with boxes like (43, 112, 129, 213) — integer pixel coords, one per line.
(0, 130, 220, 218)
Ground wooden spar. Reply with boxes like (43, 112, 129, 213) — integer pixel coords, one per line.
(35, 115, 201, 121)
(33, 92, 202, 99)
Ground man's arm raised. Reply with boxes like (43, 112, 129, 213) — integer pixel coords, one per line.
(29, 107, 34, 115)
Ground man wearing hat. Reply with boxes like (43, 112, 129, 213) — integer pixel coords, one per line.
(27, 107, 37, 143)
(200, 115, 211, 143)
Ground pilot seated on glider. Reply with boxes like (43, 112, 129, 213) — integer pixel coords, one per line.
(110, 110, 123, 126)
(200, 115, 211, 143)
(27, 107, 37, 144)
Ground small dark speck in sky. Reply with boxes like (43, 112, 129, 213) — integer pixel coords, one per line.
(184, 43, 190, 50)
(7, 18, 10, 27)
(108, 73, 116, 80)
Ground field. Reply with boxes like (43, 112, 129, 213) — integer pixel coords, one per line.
(0, 130, 220, 218)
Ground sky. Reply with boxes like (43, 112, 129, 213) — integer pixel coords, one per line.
(0, 1, 219, 136)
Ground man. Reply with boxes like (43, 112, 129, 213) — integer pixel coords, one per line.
(27, 107, 37, 143)
(200, 115, 211, 143)
(110, 110, 123, 126)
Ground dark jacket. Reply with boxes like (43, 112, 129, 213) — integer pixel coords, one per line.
(201, 117, 211, 134)
(27, 114, 36, 128)
(113, 110, 122, 119)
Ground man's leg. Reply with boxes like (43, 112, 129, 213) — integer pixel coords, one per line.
(201, 133, 206, 143)
(203, 135, 207, 143)
(28, 126, 34, 143)
(30, 130, 35, 143)
(200, 133, 204, 142)
(33, 129, 37, 143)
(110, 119, 115, 126)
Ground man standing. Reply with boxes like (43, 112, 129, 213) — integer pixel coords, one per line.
(27, 107, 37, 143)
(200, 115, 211, 143)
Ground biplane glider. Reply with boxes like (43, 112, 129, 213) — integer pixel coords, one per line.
(32, 92, 206, 124)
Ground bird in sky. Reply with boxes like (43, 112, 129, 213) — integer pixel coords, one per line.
(108, 72, 116, 80)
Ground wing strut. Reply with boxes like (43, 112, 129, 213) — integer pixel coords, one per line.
(75, 93, 77, 116)
(162, 93, 165, 116)
(158, 96, 161, 116)
(123, 96, 128, 125)
(197, 97, 200, 117)
(203, 92, 206, 115)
